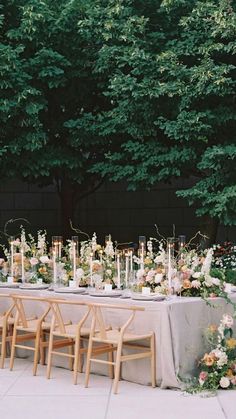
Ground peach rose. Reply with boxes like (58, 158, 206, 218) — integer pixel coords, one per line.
(202, 353, 216, 367)
(182, 279, 192, 289)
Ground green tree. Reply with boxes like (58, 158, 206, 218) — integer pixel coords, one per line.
(86, 0, 236, 242)
(0, 0, 110, 237)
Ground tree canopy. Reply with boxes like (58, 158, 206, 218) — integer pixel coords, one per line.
(84, 0, 236, 226)
(0, 0, 235, 238)
(0, 0, 112, 235)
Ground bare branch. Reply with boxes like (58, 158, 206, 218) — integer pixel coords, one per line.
(69, 220, 91, 240)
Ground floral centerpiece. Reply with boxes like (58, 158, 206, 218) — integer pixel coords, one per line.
(132, 238, 226, 298)
(187, 314, 236, 393)
(21, 230, 52, 284)
(177, 248, 226, 298)
(133, 240, 168, 294)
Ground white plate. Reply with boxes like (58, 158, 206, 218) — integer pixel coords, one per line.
(0, 282, 20, 288)
(131, 293, 166, 301)
(54, 287, 87, 294)
(89, 291, 122, 298)
(231, 285, 236, 293)
(19, 284, 49, 290)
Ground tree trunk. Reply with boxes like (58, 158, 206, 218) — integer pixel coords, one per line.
(199, 216, 219, 248)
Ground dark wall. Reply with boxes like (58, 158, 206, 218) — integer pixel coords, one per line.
(0, 178, 235, 244)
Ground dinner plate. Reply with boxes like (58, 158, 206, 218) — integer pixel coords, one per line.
(0, 282, 20, 288)
(19, 284, 49, 290)
(131, 293, 166, 301)
(54, 287, 87, 294)
(89, 290, 122, 298)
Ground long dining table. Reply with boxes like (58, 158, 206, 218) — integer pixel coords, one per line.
(0, 286, 236, 389)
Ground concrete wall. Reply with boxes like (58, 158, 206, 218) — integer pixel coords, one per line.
(0, 178, 235, 244)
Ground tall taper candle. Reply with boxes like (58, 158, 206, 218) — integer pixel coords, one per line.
(10, 241, 14, 278)
(117, 254, 121, 289)
(21, 248, 25, 283)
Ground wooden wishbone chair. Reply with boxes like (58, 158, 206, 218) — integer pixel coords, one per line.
(0, 293, 16, 368)
(85, 303, 156, 394)
(9, 294, 52, 375)
(46, 299, 93, 384)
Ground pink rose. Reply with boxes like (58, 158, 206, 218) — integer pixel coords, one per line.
(199, 371, 208, 382)
(230, 376, 236, 386)
(182, 270, 191, 280)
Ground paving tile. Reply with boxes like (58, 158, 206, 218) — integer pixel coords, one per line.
(0, 358, 30, 377)
(7, 365, 112, 397)
(106, 387, 226, 419)
(0, 395, 108, 419)
(217, 390, 236, 419)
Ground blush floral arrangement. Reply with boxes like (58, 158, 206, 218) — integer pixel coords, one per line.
(186, 314, 236, 394)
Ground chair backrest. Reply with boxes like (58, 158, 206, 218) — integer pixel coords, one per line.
(0, 292, 16, 317)
(89, 303, 145, 340)
(47, 298, 92, 334)
(10, 294, 51, 327)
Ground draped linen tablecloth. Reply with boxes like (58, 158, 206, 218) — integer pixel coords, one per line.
(1, 288, 235, 389)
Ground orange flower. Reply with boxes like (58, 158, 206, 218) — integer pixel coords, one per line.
(226, 338, 236, 349)
(182, 280, 192, 289)
(226, 369, 234, 378)
(208, 324, 218, 334)
(39, 267, 47, 274)
(202, 353, 216, 367)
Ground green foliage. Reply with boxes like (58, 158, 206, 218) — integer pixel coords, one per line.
(85, 0, 236, 225)
(0, 0, 109, 190)
(0, 0, 235, 228)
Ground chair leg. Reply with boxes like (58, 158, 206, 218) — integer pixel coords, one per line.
(9, 325, 18, 371)
(78, 339, 84, 373)
(150, 334, 156, 388)
(73, 337, 80, 385)
(46, 331, 54, 379)
(0, 325, 7, 369)
(85, 337, 93, 388)
(68, 339, 74, 371)
(33, 329, 41, 376)
(108, 345, 114, 379)
(39, 332, 46, 365)
(113, 342, 123, 394)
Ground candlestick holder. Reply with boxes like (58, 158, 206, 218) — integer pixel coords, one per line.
(71, 236, 79, 281)
(178, 235, 186, 251)
(167, 237, 175, 294)
(52, 236, 63, 260)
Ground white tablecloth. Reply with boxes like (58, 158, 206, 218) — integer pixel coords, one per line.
(1, 288, 235, 388)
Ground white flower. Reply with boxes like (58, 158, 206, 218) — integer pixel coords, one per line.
(192, 271, 201, 279)
(104, 240, 115, 258)
(106, 269, 112, 276)
(222, 314, 234, 329)
(191, 280, 201, 289)
(204, 274, 213, 287)
(147, 240, 153, 257)
(211, 349, 228, 367)
(39, 255, 50, 264)
(155, 273, 163, 284)
(146, 269, 155, 280)
(154, 249, 166, 265)
(136, 269, 145, 280)
(201, 248, 213, 275)
(211, 277, 221, 287)
(30, 257, 39, 266)
(76, 268, 84, 279)
(91, 233, 97, 253)
(219, 377, 230, 389)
